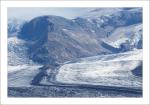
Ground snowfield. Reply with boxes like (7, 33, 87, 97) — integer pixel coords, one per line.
(8, 65, 42, 73)
(8, 65, 42, 87)
(103, 24, 142, 49)
(8, 37, 35, 66)
(56, 49, 142, 89)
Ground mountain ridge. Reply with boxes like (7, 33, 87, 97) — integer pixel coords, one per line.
(8, 8, 142, 65)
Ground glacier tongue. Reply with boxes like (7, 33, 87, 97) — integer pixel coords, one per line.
(56, 50, 142, 89)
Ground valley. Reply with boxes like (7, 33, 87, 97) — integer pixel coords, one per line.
(8, 49, 142, 97)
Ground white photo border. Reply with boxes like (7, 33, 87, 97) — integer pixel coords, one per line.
(0, 0, 150, 105)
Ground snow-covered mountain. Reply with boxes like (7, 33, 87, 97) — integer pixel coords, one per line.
(8, 36, 42, 86)
(8, 36, 34, 66)
(17, 15, 111, 65)
(102, 24, 142, 52)
(81, 8, 141, 17)
(8, 8, 142, 83)
(76, 8, 142, 40)
(9, 8, 141, 65)
(8, 18, 26, 37)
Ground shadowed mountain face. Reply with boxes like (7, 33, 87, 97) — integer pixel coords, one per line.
(18, 16, 109, 64)
(16, 8, 142, 65)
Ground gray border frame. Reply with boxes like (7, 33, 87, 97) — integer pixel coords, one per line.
(0, 0, 150, 1)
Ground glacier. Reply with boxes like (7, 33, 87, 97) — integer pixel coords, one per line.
(55, 49, 142, 89)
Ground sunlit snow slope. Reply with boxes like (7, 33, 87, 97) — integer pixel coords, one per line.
(103, 24, 142, 49)
(56, 49, 142, 89)
(8, 37, 33, 66)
